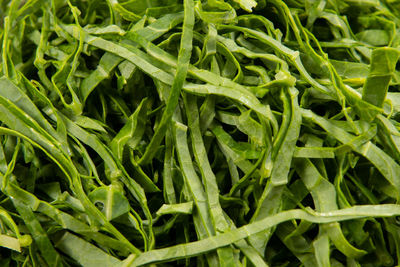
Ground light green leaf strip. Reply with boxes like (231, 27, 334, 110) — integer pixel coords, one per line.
(131, 205, 400, 266)
(138, 0, 194, 165)
(156, 202, 193, 216)
(313, 231, 330, 267)
(362, 48, 400, 108)
(293, 147, 335, 158)
(198, 23, 217, 68)
(55, 232, 122, 267)
(270, 88, 302, 186)
(185, 94, 228, 232)
(249, 87, 301, 254)
(110, 97, 148, 160)
(194, 1, 237, 24)
(12, 199, 62, 267)
(0, 234, 21, 252)
(376, 114, 400, 161)
(33, 7, 55, 92)
(163, 128, 177, 204)
(232, 0, 257, 12)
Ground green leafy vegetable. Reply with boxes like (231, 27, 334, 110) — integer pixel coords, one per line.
(1, 0, 400, 266)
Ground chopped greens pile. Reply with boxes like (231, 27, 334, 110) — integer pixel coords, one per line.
(2, 0, 400, 266)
